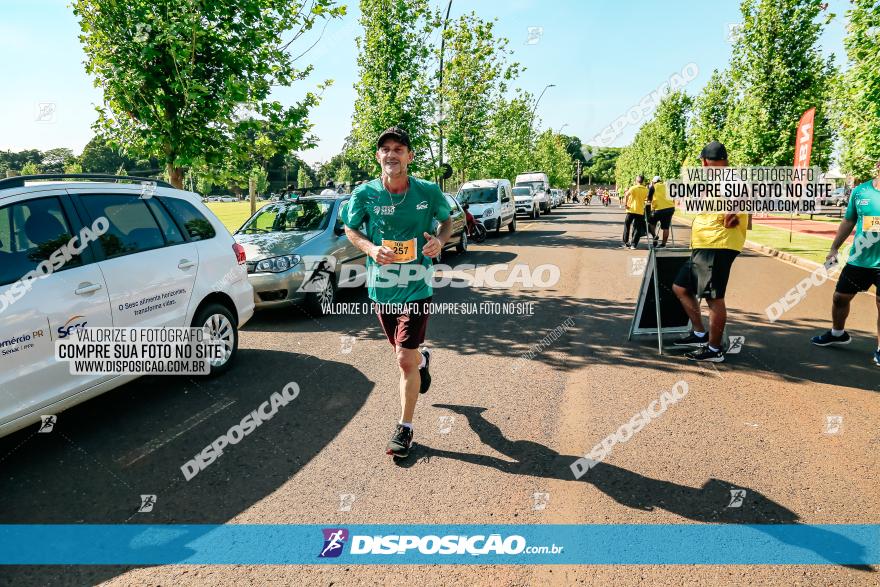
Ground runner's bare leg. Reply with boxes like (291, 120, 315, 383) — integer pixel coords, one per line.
(673, 284, 704, 332)
(706, 298, 727, 349)
(831, 292, 855, 332)
(397, 347, 421, 423)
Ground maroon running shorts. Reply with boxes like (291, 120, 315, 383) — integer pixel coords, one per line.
(375, 297, 432, 350)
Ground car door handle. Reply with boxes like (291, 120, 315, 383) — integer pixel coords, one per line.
(178, 259, 196, 270)
(75, 283, 103, 295)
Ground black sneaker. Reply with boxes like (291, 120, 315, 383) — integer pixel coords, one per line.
(811, 331, 851, 347)
(419, 347, 431, 394)
(873, 349, 879, 367)
(621, 242, 631, 249)
(673, 330, 708, 347)
(686, 345, 725, 362)
(656, 243, 667, 248)
(386, 424, 413, 458)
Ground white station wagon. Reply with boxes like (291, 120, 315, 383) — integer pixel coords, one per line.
(0, 174, 254, 438)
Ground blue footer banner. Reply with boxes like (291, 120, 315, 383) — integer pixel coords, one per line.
(0, 525, 877, 565)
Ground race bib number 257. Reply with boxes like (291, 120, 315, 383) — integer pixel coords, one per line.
(382, 238, 417, 263)
(863, 216, 880, 232)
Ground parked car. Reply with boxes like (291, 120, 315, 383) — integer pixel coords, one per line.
(515, 171, 551, 214)
(0, 173, 254, 438)
(455, 179, 516, 236)
(513, 186, 540, 219)
(434, 194, 469, 253)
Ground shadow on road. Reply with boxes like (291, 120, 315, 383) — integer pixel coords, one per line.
(0, 349, 373, 585)
(402, 404, 874, 571)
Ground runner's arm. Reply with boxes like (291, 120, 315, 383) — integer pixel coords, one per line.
(827, 218, 857, 261)
(344, 225, 395, 265)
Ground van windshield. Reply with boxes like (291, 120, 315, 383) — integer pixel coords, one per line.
(512, 187, 532, 198)
(457, 187, 497, 204)
(516, 181, 545, 193)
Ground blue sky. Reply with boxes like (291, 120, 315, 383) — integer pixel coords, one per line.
(0, 0, 849, 166)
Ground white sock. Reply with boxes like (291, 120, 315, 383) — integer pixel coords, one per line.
(399, 421, 412, 430)
(708, 345, 720, 352)
(693, 330, 707, 337)
(831, 329, 845, 337)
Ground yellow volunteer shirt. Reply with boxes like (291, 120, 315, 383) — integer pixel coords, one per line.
(626, 185, 648, 214)
(691, 213, 748, 251)
(651, 182, 674, 211)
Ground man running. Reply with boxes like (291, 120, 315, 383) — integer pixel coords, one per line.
(623, 175, 648, 249)
(811, 159, 880, 367)
(672, 141, 748, 362)
(341, 126, 453, 457)
(647, 175, 675, 248)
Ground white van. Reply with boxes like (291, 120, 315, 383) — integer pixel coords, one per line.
(515, 172, 551, 214)
(0, 174, 254, 438)
(455, 179, 516, 234)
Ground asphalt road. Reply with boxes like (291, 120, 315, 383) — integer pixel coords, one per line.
(1, 203, 878, 586)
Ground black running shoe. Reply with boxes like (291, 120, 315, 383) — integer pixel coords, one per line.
(656, 243, 666, 248)
(386, 424, 413, 458)
(874, 349, 880, 367)
(673, 330, 709, 347)
(811, 331, 851, 347)
(621, 242, 631, 249)
(419, 347, 431, 394)
(686, 345, 725, 363)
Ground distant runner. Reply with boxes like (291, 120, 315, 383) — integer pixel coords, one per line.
(811, 159, 880, 367)
(647, 175, 675, 248)
(672, 141, 749, 362)
(341, 127, 453, 458)
(622, 176, 648, 249)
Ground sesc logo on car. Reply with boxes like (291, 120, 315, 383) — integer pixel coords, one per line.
(57, 315, 88, 339)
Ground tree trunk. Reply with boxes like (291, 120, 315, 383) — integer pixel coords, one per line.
(166, 164, 185, 189)
(249, 176, 257, 216)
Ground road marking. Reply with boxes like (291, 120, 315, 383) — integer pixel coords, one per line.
(116, 397, 236, 468)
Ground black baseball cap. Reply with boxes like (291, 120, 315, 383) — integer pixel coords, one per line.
(377, 126, 412, 150)
(699, 140, 728, 161)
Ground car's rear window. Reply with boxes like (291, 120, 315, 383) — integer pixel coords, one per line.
(161, 197, 217, 241)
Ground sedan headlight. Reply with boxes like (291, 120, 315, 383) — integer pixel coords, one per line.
(482, 208, 496, 218)
(254, 254, 302, 273)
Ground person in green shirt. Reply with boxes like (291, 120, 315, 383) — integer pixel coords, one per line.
(341, 126, 453, 457)
(811, 159, 880, 367)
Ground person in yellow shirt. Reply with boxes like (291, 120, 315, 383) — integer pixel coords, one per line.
(647, 175, 675, 247)
(671, 141, 748, 362)
(623, 175, 648, 249)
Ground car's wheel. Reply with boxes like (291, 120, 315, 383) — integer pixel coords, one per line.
(193, 303, 238, 377)
(494, 217, 502, 236)
(531, 206, 539, 219)
(305, 270, 336, 316)
(456, 229, 468, 253)
(509, 215, 517, 233)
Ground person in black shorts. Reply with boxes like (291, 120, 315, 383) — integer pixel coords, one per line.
(810, 159, 880, 367)
(671, 142, 749, 362)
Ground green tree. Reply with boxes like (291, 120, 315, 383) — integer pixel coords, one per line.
(687, 69, 736, 163)
(73, 0, 344, 188)
(64, 161, 84, 174)
(836, 0, 880, 180)
(297, 166, 311, 190)
(439, 13, 519, 184)
(351, 0, 438, 174)
(727, 0, 836, 167)
(533, 130, 571, 188)
(0, 150, 43, 176)
(80, 136, 135, 173)
(21, 161, 41, 175)
(582, 146, 622, 185)
(615, 91, 692, 188)
(480, 91, 534, 181)
(40, 148, 77, 173)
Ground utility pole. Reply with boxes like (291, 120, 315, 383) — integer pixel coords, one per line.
(576, 160, 581, 198)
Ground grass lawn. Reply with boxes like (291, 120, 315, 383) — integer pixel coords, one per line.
(677, 211, 845, 265)
(204, 201, 269, 233)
